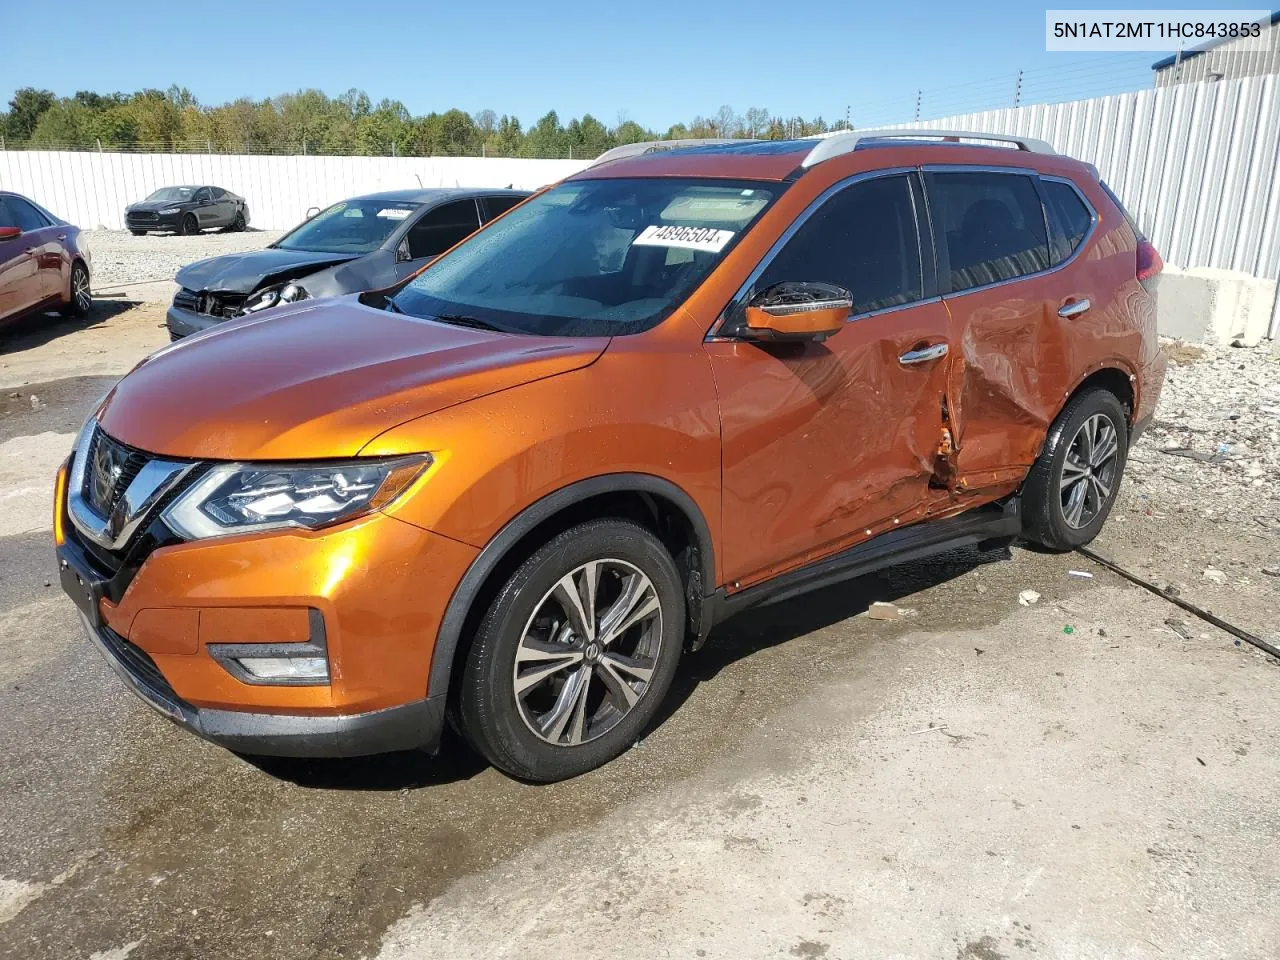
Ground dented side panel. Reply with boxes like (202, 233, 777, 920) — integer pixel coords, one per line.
(941, 178, 1147, 492)
(709, 301, 952, 588)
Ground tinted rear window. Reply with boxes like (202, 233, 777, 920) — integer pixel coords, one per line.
(482, 195, 524, 221)
(406, 199, 482, 259)
(928, 172, 1050, 292)
(1042, 179, 1094, 264)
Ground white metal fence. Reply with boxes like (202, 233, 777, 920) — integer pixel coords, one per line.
(0, 152, 590, 231)
(888, 73, 1280, 282)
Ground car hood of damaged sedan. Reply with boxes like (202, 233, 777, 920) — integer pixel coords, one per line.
(175, 248, 361, 295)
(96, 299, 608, 460)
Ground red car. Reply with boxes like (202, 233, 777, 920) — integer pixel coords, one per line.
(0, 191, 92, 329)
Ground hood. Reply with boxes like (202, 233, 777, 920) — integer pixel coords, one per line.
(176, 248, 361, 294)
(129, 199, 190, 212)
(97, 298, 608, 460)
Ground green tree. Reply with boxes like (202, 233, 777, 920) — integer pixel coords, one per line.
(567, 114, 613, 159)
(125, 89, 184, 148)
(614, 119, 651, 144)
(488, 114, 523, 157)
(5, 88, 56, 141)
(28, 101, 94, 148)
(521, 110, 566, 158)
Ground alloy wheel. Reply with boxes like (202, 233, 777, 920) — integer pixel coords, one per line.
(1059, 412, 1120, 528)
(72, 266, 91, 313)
(512, 559, 662, 747)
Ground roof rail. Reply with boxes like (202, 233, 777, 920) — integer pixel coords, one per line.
(590, 138, 746, 167)
(801, 129, 1056, 169)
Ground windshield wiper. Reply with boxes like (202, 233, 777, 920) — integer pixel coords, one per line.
(433, 313, 506, 332)
(383, 296, 405, 314)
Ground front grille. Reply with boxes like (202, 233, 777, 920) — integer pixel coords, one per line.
(84, 428, 149, 519)
(172, 287, 246, 319)
(127, 211, 159, 223)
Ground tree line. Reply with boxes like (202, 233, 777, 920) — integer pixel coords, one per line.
(0, 87, 846, 158)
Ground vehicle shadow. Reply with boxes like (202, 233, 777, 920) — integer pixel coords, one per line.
(648, 542, 1014, 733)
(249, 543, 1012, 791)
(241, 726, 488, 790)
(0, 299, 139, 354)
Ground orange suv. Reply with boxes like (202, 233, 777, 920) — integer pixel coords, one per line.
(56, 130, 1165, 781)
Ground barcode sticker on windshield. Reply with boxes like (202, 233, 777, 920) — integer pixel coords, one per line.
(632, 225, 734, 253)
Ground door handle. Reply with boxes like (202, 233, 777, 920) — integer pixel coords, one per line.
(57, 234, 66, 241)
(1058, 298, 1091, 318)
(898, 343, 949, 365)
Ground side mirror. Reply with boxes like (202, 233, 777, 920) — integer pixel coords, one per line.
(305, 206, 321, 220)
(0, 226, 21, 240)
(739, 281, 851, 342)
(396, 238, 412, 263)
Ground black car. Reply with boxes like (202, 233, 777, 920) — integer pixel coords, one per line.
(165, 187, 527, 339)
(125, 185, 249, 236)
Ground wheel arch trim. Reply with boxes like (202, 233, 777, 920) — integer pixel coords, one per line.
(425, 473, 716, 701)
(1059, 359, 1139, 423)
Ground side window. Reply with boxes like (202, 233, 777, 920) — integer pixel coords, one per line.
(0, 199, 17, 229)
(210, 187, 227, 200)
(6, 197, 50, 232)
(1041, 179, 1093, 264)
(194, 187, 212, 203)
(481, 195, 524, 221)
(756, 175, 923, 315)
(406, 200, 482, 259)
(928, 172, 1050, 292)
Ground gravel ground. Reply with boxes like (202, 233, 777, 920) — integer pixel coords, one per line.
(1128, 340, 1280, 532)
(83, 229, 282, 289)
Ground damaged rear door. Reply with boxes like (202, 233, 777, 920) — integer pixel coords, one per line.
(710, 171, 952, 588)
(924, 167, 1069, 491)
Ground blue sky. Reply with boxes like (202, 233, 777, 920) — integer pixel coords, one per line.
(0, 1, 1240, 128)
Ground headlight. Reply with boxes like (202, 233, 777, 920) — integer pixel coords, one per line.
(241, 288, 280, 314)
(162, 455, 430, 540)
(240, 283, 309, 316)
(159, 207, 181, 215)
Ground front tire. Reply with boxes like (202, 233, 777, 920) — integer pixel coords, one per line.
(179, 214, 198, 236)
(60, 261, 91, 318)
(1022, 388, 1129, 550)
(458, 519, 685, 782)
(129, 229, 146, 237)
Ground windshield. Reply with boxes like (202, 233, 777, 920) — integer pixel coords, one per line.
(391, 178, 777, 336)
(146, 186, 197, 202)
(276, 199, 422, 254)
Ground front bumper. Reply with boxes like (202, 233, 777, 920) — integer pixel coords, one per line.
(126, 212, 182, 232)
(75, 609, 445, 756)
(165, 303, 222, 340)
(55, 483, 477, 758)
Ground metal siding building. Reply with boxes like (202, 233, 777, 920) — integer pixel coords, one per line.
(1153, 12, 1280, 86)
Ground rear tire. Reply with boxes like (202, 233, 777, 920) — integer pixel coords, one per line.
(179, 214, 198, 236)
(224, 211, 246, 233)
(1022, 388, 1129, 551)
(59, 261, 91, 318)
(458, 519, 685, 782)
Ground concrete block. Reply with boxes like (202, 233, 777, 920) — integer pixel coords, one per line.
(1157, 265, 1278, 346)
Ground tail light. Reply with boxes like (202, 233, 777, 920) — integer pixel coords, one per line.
(1137, 240, 1163, 292)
